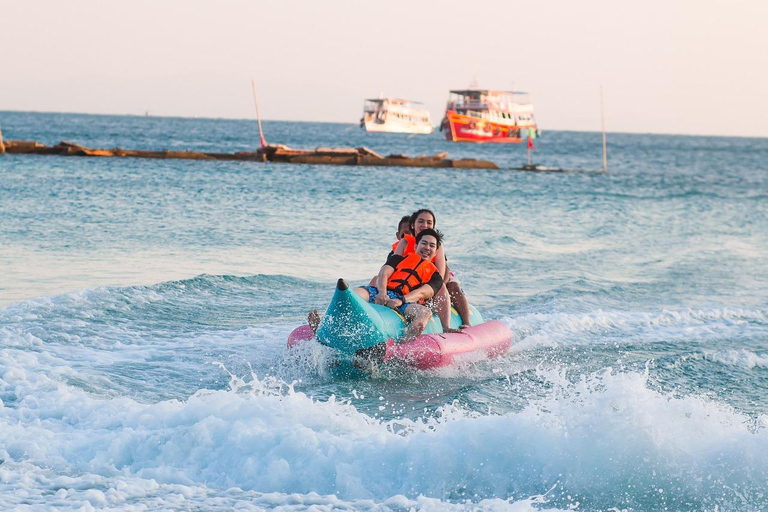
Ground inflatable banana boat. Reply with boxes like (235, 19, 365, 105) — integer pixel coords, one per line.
(288, 279, 512, 370)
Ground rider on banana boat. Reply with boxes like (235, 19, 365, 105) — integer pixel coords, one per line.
(393, 209, 472, 331)
(355, 228, 444, 343)
(309, 228, 445, 344)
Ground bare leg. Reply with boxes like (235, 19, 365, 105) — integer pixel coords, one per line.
(354, 287, 371, 301)
(434, 284, 454, 332)
(308, 309, 321, 334)
(447, 281, 471, 328)
(401, 304, 432, 343)
(434, 285, 464, 333)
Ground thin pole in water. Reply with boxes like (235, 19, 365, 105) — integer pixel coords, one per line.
(600, 86, 607, 173)
(527, 140, 532, 167)
(251, 80, 267, 148)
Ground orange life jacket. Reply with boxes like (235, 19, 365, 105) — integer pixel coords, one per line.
(387, 253, 438, 300)
(400, 234, 416, 256)
(391, 240, 400, 253)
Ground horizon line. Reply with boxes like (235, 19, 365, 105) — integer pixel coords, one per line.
(0, 108, 765, 141)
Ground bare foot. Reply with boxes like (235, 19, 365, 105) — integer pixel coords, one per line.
(308, 309, 321, 334)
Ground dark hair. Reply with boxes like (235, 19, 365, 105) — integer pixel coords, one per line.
(409, 209, 436, 234)
(415, 228, 443, 248)
(397, 215, 411, 230)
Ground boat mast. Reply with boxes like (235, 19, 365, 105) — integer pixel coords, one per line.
(600, 86, 607, 173)
(527, 137, 532, 167)
(251, 80, 267, 147)
(469, 62, 479, 89)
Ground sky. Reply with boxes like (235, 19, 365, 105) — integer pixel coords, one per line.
(1, 0, 766, 137)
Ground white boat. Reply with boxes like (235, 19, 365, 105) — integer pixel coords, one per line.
(361, 98, 434, 134)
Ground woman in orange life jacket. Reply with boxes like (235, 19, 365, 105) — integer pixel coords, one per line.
(355, 229, 444, 343)
(393, 209, 472, 332)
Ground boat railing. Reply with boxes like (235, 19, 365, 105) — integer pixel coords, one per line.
(464, 100, 487, 109)
(448, 93, 532, 110)
(448, 100, 488, 111)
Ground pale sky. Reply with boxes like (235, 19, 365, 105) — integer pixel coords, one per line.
(1, 0, 766, 137)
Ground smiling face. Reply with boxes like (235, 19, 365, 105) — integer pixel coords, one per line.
(412, 212, 435, 235)
(415, 234, 438, 260)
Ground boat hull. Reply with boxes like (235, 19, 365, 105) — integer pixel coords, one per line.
(364, 118, 434, 135)
(287, 279, 513, 370)
(442, 111, 536, 143)
(316, 279, 482, 355)
(288, 321, 512, 370)
(382, 321, 512, 369)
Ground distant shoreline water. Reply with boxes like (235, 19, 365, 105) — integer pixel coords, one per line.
(2, 109, 766, 139)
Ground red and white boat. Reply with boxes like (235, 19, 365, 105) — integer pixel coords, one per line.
(441, 89, 538, 143)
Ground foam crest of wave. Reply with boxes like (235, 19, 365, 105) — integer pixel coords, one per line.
(2, 357, 768, 509)
(506, 306, 767, 350)
(0, 273, 319, 321)
(699, 349, 768, 369)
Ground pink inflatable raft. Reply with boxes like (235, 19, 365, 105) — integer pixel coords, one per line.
(288, 279, 512, 370)
(289, 321, 512, 370)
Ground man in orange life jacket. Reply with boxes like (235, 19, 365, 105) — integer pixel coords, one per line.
(355, 228, 444, 343)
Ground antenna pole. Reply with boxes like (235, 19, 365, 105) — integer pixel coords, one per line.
(600, 86, 607, 173)
(251, 80, 267, 147)
(527, 140, 531, 167)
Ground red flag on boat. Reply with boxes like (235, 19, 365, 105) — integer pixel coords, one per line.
(527, 136, 535, 150)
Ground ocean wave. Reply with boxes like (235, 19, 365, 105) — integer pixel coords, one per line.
(0, 273, 326, 335)
(697, 349, 768, 369)
(1, 365, 767, 510)
(505, 306, 767, 351)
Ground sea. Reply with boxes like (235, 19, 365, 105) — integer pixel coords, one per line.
(0, 111, 766, 511)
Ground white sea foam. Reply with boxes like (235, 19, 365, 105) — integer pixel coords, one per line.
(2, 340, 768, 510)
(698, 348, 768, 369)
(503, 306, 767, 351)
(1, 279, 766, 509)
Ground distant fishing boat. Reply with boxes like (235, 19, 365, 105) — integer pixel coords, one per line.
(360, 98, 434, 134)
(440, 89, 538, 143)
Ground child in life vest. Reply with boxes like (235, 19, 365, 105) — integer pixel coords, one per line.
(389, 215, 412, 257)
(365, 214, 414, 288)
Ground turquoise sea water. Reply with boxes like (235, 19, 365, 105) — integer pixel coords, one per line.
(1, 111, 767, 510)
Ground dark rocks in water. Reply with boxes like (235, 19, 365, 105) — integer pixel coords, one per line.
(357, 146, 383, 159)
(260, 145, 498, 169)
(3, 139, 261, 161)
(2, 139, 500, 170)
